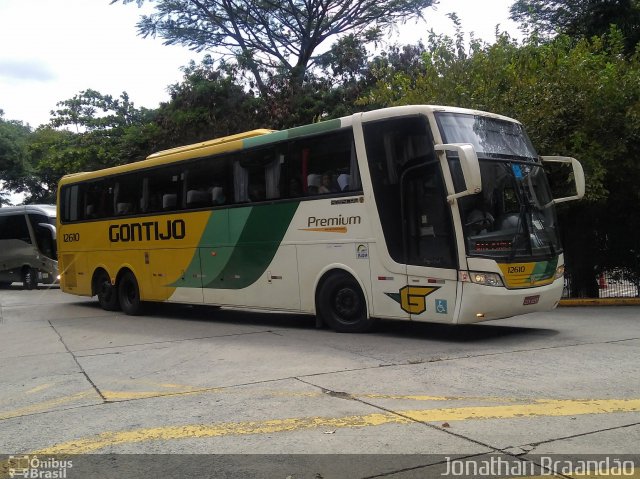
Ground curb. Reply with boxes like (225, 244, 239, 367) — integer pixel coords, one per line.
(559, 298, 640, 307)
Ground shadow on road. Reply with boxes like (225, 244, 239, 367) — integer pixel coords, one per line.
(67, 299, 558, 344)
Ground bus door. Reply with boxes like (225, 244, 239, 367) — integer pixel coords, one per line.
(401, 162, 458, 322)
(355, 116, 407, 320)
(361, 114, 457, 321)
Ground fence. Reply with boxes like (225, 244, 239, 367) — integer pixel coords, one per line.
(563, 269, 639, 299)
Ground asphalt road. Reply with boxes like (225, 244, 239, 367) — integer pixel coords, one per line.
(1, 285, 639, 478)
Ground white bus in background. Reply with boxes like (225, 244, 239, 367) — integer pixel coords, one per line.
(0, 205, 58, 289)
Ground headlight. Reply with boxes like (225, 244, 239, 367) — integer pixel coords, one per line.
(459, 270, 504, 287)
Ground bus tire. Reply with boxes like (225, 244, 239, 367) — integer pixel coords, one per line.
(316, 272, 372, 333)
(118, 271, 143, 316)
(95, 270, 119, 311)
(22, 267, 38, 290)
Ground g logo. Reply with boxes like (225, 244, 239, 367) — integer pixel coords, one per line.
(399, 286, 438, 314)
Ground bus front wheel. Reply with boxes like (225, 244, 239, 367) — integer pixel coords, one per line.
(22, 267, 38, 290)
(317, 272, 372, 333)
(118, 271, 143, 316)
(95, 270, 119, 311)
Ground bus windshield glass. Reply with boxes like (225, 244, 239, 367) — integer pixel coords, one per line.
(436, 112, 561, 260)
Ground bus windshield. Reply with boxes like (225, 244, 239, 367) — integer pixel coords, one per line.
(436, 112, 561, 260)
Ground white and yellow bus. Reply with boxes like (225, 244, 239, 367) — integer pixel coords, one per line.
(57, 105, 584, 332)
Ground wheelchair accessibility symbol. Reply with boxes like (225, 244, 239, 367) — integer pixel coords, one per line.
(435, 299, 448, 314)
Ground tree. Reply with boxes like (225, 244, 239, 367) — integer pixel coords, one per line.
(0, 110, 32, 205)
(112, 0, 436, 94)
(49, 89, 158, 168)
(510, 0, 640, 53)
(154, 57, 262, 146)
(50, 89, 149, 133)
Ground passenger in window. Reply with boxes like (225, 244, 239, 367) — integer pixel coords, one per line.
(307, 174, 321, 195)
(319, 173, 334, 194)
(337, 174, 350, 191)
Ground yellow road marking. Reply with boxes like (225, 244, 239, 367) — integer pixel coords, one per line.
(0, 391, 97, 420)
(25, 383, 53, 395)
(102, 389, 215, 401)
(28, 398, 640, 455)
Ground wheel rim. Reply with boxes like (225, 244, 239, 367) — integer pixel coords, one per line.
(333, 286, 362, 323)
(24, 269, 34, 288)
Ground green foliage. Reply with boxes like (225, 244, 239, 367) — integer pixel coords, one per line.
(3, 90, 158, 203)
(0, 111, 32, 205)
(510, 0, 640, 54)
(155, 57, 262, 146)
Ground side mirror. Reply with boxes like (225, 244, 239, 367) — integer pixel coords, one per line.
(435, 143, 482, 203)
(38, 223, 57, 240)
(540, 156, 585, 204)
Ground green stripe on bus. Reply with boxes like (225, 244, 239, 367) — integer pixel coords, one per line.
(242, 119, 342, 149)
(243, 131, 288, 148)
(287, 119, 341, 139)
(203, 202, 299, 289)
(171, 202, 300, 290)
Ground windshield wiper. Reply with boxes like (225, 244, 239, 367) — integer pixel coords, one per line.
(505, 162, 534, 261)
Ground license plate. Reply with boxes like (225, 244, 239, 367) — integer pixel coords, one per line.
(523, 295, 540, 305)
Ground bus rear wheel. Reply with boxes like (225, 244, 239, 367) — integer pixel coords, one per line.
(95, 270, 119, 311)
(118, 271, 143, 316)
(317, 272, 372, 333)
(22, 267, 38, 290)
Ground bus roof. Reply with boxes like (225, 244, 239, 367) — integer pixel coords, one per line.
(58, 129, 275, 185)
(146, 129, 275, 160)
(0, 204, 56, 217)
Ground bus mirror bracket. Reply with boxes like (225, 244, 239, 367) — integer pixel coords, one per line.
(435, 143, 482, 203)
(540, 156, 585, 204)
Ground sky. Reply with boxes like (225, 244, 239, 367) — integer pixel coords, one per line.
(0, 0, 522, 129)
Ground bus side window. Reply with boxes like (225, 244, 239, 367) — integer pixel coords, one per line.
(235, 147, 281, 203)
(61, 185, 82, 223)
(114, 175, 143, 216)
(84, 180, 113, 220)
(287, 129, 360, 198)
(144, 167, 183, 213)
(0, 214, 31, 243)
(184, 155, 233, 208)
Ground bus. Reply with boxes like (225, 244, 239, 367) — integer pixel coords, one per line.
(56, 105, 584, 332)
(0, 204, 58, 289)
